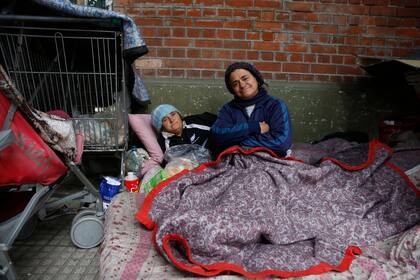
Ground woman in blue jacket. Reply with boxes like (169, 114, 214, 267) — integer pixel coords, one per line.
(211, 62, 292, 157)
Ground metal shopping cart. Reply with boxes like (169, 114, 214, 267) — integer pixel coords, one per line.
(0, 22, 128, 160)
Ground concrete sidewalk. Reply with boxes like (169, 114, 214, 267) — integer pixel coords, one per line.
(9, 213, 100, 280)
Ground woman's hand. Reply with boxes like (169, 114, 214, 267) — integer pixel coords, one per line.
(259, 121, 270, 133)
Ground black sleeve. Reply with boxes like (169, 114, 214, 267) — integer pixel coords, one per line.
(185, 112, 217, 126)
(157, 133, 166, 154)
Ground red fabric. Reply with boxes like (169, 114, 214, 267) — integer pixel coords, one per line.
(0, 91, 67, 187)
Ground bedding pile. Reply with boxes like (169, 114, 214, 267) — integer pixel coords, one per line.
(137, 139, 420, 278)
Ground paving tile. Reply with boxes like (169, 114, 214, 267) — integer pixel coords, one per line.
(9, 211, 101, 280)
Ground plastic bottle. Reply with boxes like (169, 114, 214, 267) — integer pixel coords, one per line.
(124, 172, 139, 192)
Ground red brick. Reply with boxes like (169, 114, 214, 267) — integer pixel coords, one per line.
(337, 66, 362, 75)
(311, 45, 337, 54)
(187, 29, 201, 38)
(187, 49, 201, 58)
(254, 62, 282, 72)
(261, 52, 274, 60)
(274, 73, 287, 80)
(313, 25, 338, 34)
(367, 27, 396, 36)
(261, 11, 275, 21)
(173, 28, 186, 37)
(255, 22, 283, 30)
(397, 28, 420, 38)
(331, 55, 344, 64)
(166, 59, 192, 68)
(173, 9, 186, 17)
(203, 29, 216, 38)
(218, 30, 232, 39)
(136, 18, 162, 26)
(247, 51, 259, 60)
(169, 18, 193, 27)
(187, 9, 201, 17)
(171, 70, 186, 78)
(203, 9, 217, 17)
(255, 0, 282, 8)
(340, 26, 365, 35)
(247, 32, 260, 40)
(165, 38, 191, 47)
(142, 27, 156, 37)
(224, 41, 251, 49)
(162, 0, 193, 4)
(186, 70, 201, 78)
(286, 2, 314, 12)
(196, 0, 224, 5)
(202, 50, 215, 58)
(232, 50, 247, 60)
(284, 44, 307, 52)
(196, 40, 223, 48)
(218, 9, 232, 17)
(304, 54, 316, 63)
(318, 55, 331, 63)
(201, 70, 217, 78)
(275, 53, 288, 61)
(194, 60, 222, 69)
(262, 32, 274, 41)
(233, 31, 246, 40)
(284, 23, 309, 32)
(157, 48, 170, 57)
(215, 50, 231, 59)
(276, 12, 289, 21)
(254, 42, 281, 51)
(397, 8, 420, 17)
(145, 38, 163, 47)
(232, 10, 247, 17)
(306, 13, 319, 22)
(311, 64, 336, 74)
(172, 49, 186, 57)
(290, 34, 305, 42)
(196, 20, 224, 28)
(291, 13, 305, 22)
(338, 46, 364, 55)
(290, 54, 303, 62)
(226, 0, 253, 8)
(158, 9, 171, 16)
(369, 6, 396, 16)
(247, 10, 261, 18)
(224, 20, 252, 29)
(283, 63, 310, 73)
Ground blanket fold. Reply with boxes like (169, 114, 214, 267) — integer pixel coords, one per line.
(137, 140, 420, 278)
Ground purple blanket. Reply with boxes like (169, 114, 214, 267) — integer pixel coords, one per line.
(138, 140, 420, 278)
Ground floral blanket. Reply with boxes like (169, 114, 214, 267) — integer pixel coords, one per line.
(137, 140, 420, 278)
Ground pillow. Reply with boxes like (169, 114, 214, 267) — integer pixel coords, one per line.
(128, 114, 164, 175)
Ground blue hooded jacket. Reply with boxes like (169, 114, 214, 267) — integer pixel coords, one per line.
(211, 89, 292, 156)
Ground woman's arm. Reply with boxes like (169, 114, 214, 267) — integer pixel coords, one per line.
(210, 104, 260, 150)
(242, 100, 292, 155)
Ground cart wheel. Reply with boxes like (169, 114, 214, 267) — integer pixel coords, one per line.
(72, 209, 98, 227)
(71, 215, 104, 249)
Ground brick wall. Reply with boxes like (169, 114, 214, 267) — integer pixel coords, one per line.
(114, 0, 420, 83)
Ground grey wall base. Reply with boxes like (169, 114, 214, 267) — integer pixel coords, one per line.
(139, 78, 418, 143)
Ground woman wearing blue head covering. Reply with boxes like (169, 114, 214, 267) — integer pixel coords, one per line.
(151, 104, 217, 153)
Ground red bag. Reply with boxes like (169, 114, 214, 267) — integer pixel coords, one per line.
(0, 91, 67, 186)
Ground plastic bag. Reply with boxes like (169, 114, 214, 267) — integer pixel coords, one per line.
(164, 144, 212, 165)
(140, 165, 168, 193)
(125, 147, 150, 174)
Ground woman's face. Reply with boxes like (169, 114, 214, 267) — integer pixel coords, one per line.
(229, 69, 259, 100)
(162, 111, 183, 136)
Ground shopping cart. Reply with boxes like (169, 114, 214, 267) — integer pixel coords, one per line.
(0, 23, 129, 170)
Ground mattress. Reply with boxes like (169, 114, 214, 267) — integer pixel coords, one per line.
(100, 191, 420, 280)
